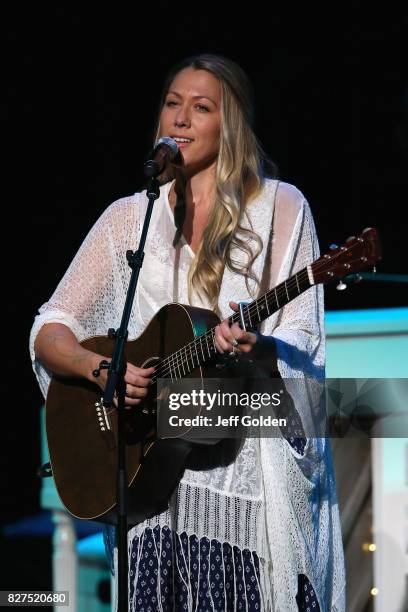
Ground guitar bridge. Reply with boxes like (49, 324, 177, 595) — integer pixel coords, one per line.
(95, 398, 115, 450)
(95, 398, 111, 431)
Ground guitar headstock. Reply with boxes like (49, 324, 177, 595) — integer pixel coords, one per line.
(312, 227, 382, 285)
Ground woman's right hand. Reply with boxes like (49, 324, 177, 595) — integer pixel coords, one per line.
(91, 355, 155, 407)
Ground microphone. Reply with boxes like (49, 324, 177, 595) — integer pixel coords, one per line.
(144, 137, 180, 178)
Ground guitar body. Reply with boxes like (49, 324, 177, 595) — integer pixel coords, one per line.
(46, 303, 221, 526)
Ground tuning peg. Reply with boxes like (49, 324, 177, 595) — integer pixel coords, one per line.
(372, 266, 377, 274)
(329, 243, 338, 250)
(336, 280, 347, 291)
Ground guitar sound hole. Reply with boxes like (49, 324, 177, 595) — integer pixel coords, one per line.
(141, 356, 160, 369)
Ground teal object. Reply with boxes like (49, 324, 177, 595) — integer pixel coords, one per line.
(326, 307, 408, 378)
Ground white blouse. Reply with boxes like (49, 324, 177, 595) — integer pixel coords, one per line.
(30, 178, 345, 611)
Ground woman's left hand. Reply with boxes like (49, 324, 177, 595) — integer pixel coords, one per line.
(214, 301, 258, 356)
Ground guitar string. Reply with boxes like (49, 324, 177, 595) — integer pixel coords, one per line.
(150, 246, 373, 382)
(157, 270, 305, 368)
(157, 242, 370, 379)
(150, 267, 311, 382)
(153, 248, 371, 382)
(151, 268, 309, 379)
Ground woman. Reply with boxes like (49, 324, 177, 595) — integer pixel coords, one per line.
(30, 54, 345, 611)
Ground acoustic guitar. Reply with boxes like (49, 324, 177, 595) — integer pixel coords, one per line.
(45, 227, 381, 526)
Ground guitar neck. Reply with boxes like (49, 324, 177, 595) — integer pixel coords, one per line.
(152, 266, 313, 382)
(228, 266, 313, 330)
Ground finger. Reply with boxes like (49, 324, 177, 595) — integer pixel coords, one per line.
(216, 324, 242, 355)
(214, 328, 228, 353)
(214, 325, 231, 353)
(217, 322, 256, 355)
(124, 397, 142, 406)
(124, 372, 152, 387)
(229, 301, 239, 312)
(220, 321, 241, 348)
(220, 319, 235, 338)
(230, 324, 257, 347)
(243, 331, 257, 346)
(126, 364, 155, 378)
(111, 390, 142, 407)
(125, 384, 149, 399)
(233, 333, 258, 353)
(230, 322, 245, 343)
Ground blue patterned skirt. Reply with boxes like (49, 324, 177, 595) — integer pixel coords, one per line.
(129, 526, 261, 611)
(104, 436, 321, 610)
(122, 525, 320, 611)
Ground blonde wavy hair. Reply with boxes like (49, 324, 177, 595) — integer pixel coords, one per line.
(153, 54, 277, 311)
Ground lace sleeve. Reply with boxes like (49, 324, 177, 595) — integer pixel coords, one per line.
(259, 183, 345, 612)
(264, 184, 326, 470)
(29, 195, 140, 397)
(272, 196, 325, 379)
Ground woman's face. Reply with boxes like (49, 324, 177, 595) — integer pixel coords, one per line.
(159, 67, 221, 174)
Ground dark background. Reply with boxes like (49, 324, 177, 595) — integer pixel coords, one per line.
(2, 3, 407, 594)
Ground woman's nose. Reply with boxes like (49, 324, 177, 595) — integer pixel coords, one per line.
(174, 106, 190, 127)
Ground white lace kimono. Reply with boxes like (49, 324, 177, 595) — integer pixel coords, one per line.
(29, 178, 345, 611)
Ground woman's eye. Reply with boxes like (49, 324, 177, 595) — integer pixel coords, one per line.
(165, 100, 209, 112)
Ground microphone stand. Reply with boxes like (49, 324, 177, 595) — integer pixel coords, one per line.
(102, 175, 161, 612)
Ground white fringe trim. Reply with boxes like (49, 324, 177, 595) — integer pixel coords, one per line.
(128, 481, 265, 558)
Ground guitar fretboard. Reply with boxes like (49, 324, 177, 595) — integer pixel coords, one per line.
(151, 266, 313, 382)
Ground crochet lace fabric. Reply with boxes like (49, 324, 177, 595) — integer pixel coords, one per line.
(30, 179, 345, 611)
